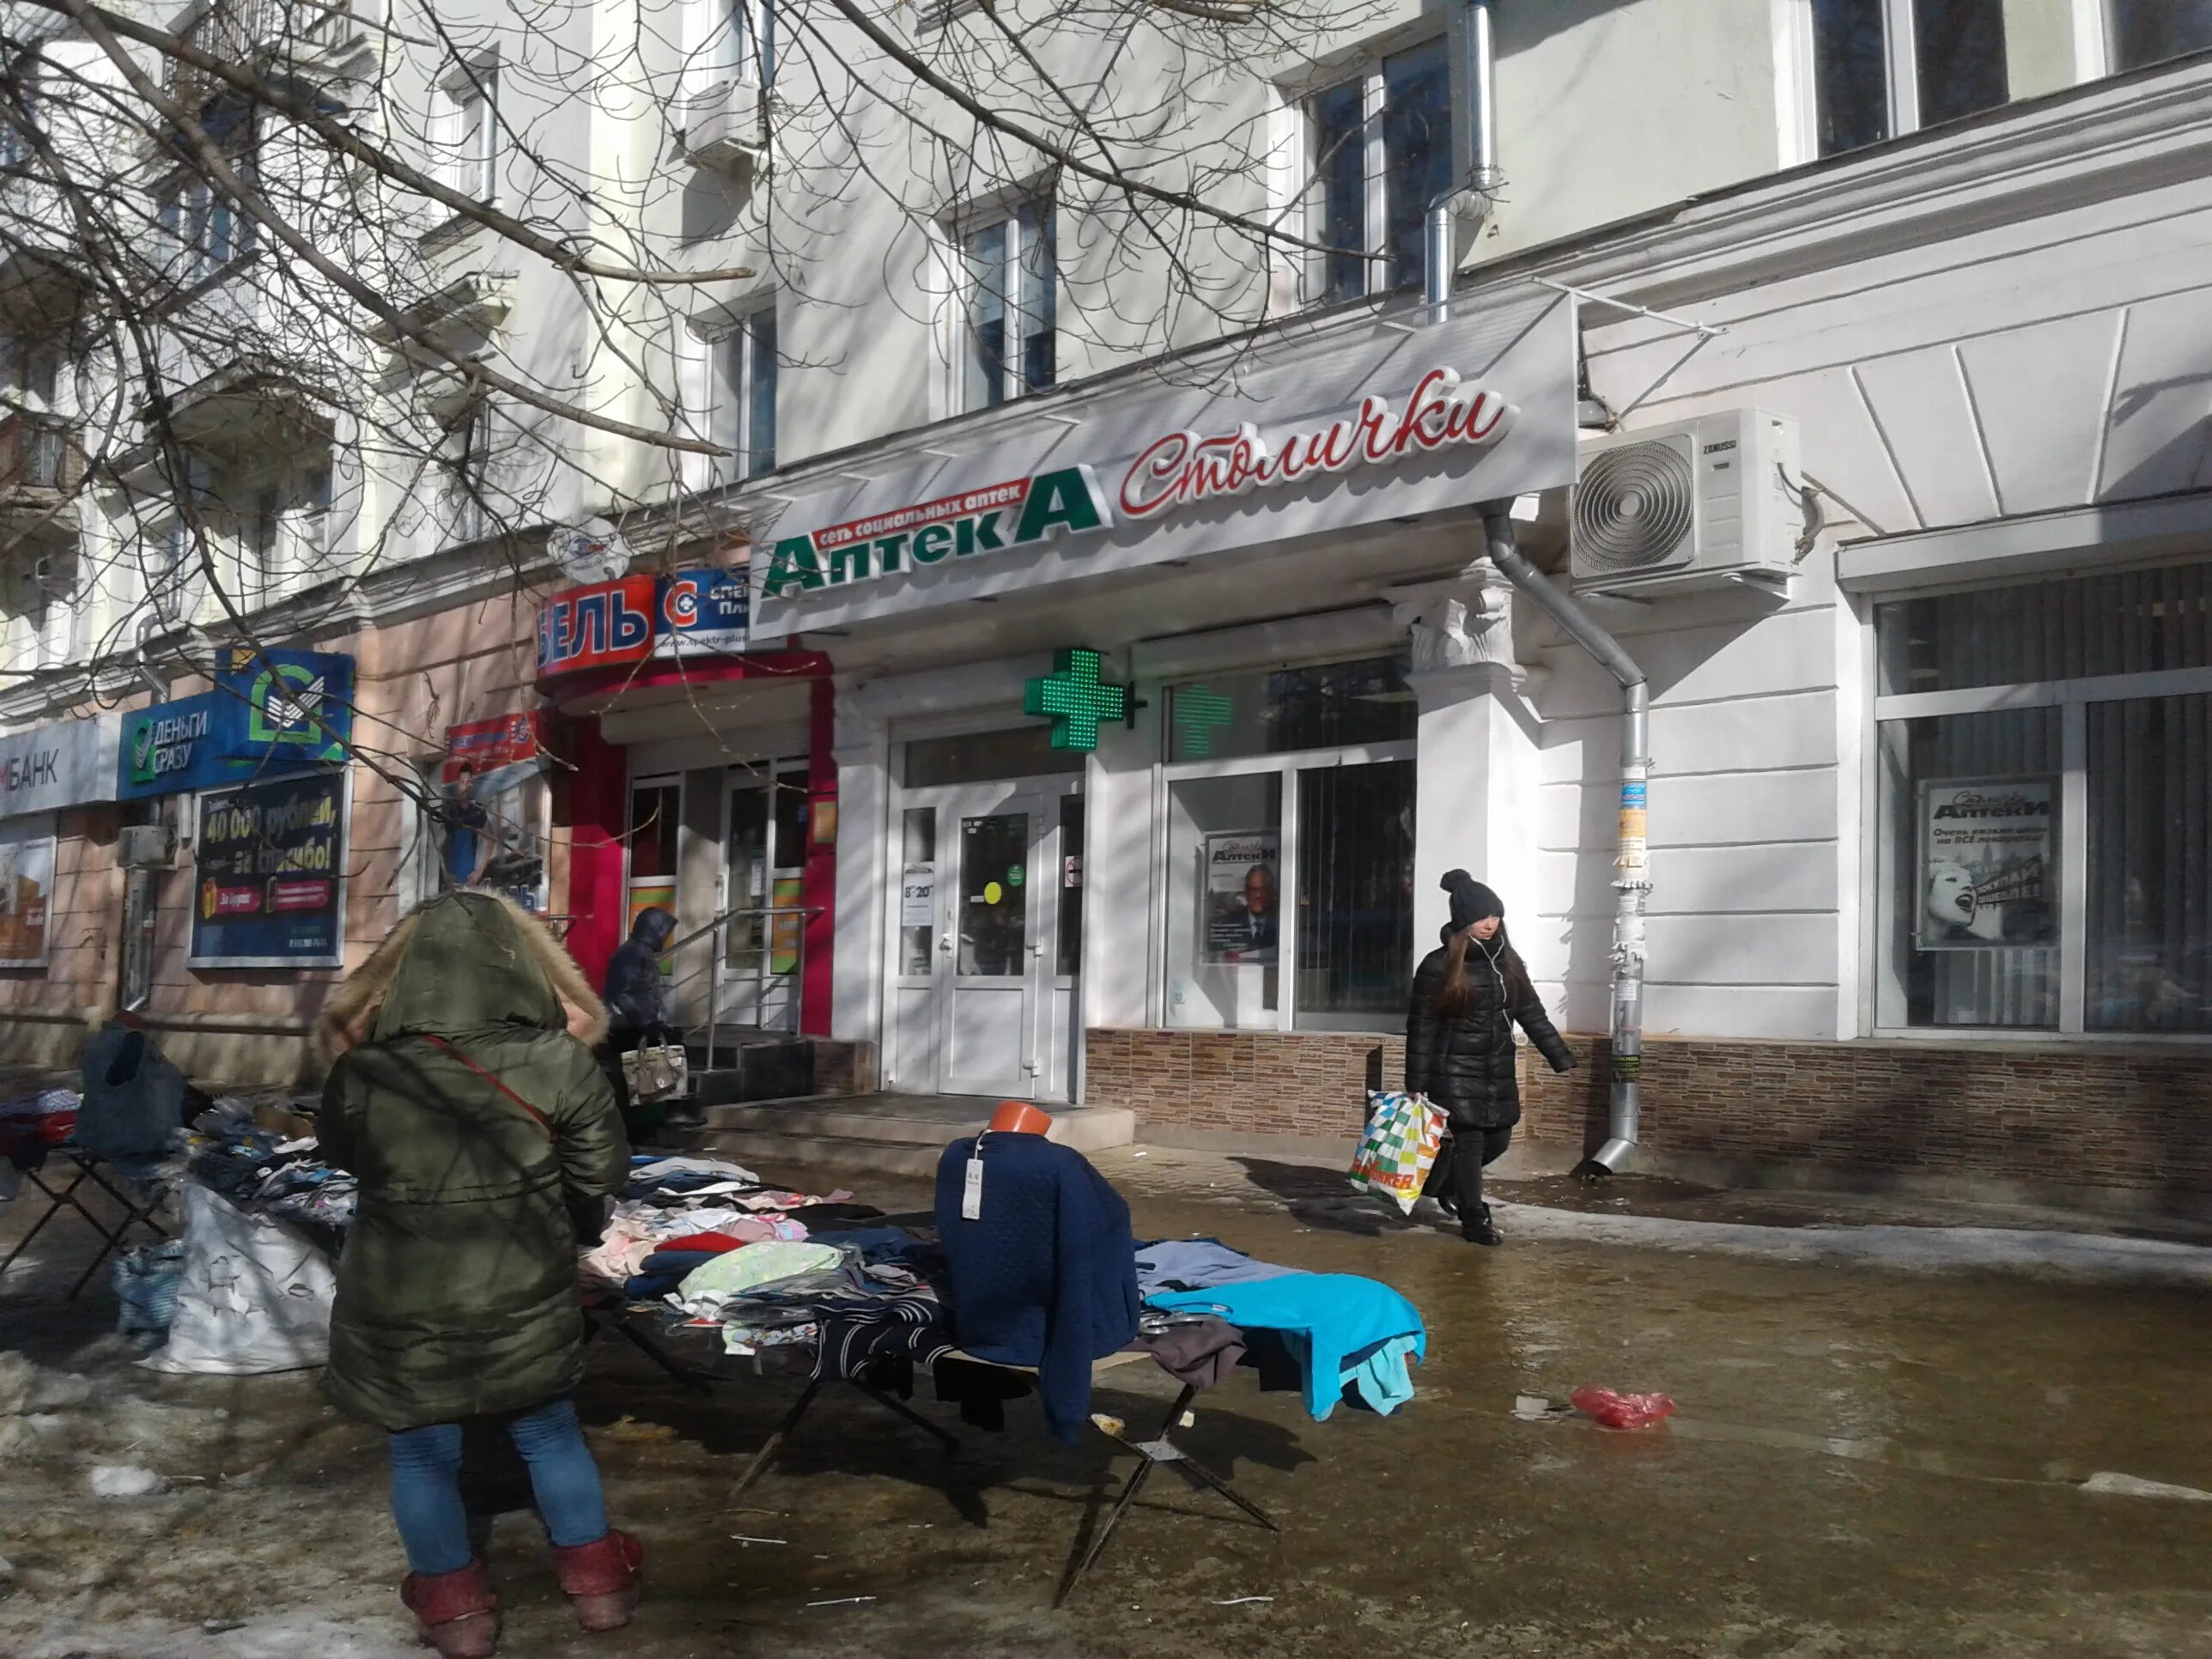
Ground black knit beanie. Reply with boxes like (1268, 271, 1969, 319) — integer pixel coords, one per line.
(1442, 869, 1504, 933)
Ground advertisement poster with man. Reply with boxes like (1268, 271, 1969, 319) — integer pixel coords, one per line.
(435, 714, 549, 909)
(0, 815, 56, 968)
(1917, 777, 2057, 950)
(1201, 830, 1280, 964)
(190, 771, 347, 967)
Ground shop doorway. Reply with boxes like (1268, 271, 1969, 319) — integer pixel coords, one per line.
(887, 775, 1084, 1102)
(720, 758, 809, 1030)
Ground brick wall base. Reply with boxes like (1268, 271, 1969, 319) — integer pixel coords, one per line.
(1084, 1027, 2212, 1212)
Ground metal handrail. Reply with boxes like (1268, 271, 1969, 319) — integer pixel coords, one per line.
(660, 902, 824, 1043)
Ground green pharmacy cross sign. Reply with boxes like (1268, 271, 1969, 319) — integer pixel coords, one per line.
(1024, 647, 1128, 752)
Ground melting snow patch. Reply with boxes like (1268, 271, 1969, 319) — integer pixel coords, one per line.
(1487, 1203, 2212, 1286)
(2080, 1472, 2212, 1502)
(88, 1464, 166, 1498)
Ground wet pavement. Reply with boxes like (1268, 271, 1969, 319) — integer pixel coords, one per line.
(3, 1147, 2209, 1657)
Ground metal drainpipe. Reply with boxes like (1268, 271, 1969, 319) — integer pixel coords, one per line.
(1420, 0, 1650, 1171)
(1478, 511, 1650, 1175)
(133, 611, 168, 702)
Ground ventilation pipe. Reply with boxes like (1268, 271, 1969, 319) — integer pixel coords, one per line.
(132, 610, 168, 702)
(1421, 4, 1650, 1172)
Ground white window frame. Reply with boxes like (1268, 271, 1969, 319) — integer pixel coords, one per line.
(951, 197, 1056, 414)
(714, 302, 775, 483)
(1297, 32, 1449, 307)
(439, 61, 500, 205)
(159, 176, 243, 286)
(1864, 611, 2212, 1046)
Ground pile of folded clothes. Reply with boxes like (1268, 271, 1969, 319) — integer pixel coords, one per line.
(173, 1103, 356, 1252)
(1133, 1237, 1427, 1419)
(580, 1153, 890, 1294)
(0, 1089, 80, 1200)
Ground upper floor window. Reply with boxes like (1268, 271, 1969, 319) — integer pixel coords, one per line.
(159, 176, 249, 284)
(961, 200, 1054, 411)
(713, 304, 777, 479)
(1306, 36, 1451, 305)
(1811, 0, 2212, 158)
(2111, 2, 2212, 71)
(440, 64, 500, 204)
(710, 0, 775, 85)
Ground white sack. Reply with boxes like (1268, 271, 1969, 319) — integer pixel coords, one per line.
(139, 1182, 335, 1376)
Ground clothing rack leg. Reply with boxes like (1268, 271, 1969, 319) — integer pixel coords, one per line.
(728, 1376, 823, 1502)
(853, 1381, 961, 1455)
(1055, 1442, 1163, 1609)
(0, 1166, 86, 1279)
(608, 1311, 714, 1395)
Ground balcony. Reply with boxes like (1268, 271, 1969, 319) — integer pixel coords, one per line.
(0, 412, 88, 533)
(683, 79, 769, 174)
(165, 0, 368, 104)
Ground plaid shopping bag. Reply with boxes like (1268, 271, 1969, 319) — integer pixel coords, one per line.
(1350, 1091, 1446, 1214)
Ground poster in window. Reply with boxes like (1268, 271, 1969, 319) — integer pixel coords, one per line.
(0, 815, 57, 968)
(1200, 830, 1281, 965)
(437, 713, 550, 908)
(1917, 777, 2057, 951)
(190, 772, 346, 967)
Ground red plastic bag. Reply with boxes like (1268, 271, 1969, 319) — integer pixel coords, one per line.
(1571, 1387, 1677, 1430)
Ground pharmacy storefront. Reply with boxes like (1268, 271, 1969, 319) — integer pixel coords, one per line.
(747, 287, 1578, 1107)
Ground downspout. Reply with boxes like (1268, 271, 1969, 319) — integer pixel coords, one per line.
(1424, 0, 1650, 1173)
(1479, 512, 1649, 1175)
(133, 611, 169, 702)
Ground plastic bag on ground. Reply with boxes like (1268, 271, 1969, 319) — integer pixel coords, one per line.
(1571, 1387, 1677, 1430)
(139, 1183, 335, 1375)
(1350, 1091, 1445, 1215)
(112, 1240, 188, 1337)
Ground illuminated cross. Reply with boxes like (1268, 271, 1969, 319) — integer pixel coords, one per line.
(1172, 684, 1234, 757)
(1024, 647, 1129, 752)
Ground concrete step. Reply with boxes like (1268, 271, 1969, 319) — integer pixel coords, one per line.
(690, 1096, 1137, 1179)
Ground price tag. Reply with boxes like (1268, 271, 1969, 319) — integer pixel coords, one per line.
(961, 1155, 985, 1220)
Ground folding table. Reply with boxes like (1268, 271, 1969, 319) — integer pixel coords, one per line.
(720, 1344, 1279, 1604)
(0, 1150, 171, 1300)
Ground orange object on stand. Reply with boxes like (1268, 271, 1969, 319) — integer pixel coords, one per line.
(988, 1100, 1054, 1137)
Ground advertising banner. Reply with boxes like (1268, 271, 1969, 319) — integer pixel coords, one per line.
(536, 568, 750, 679)
(1200, 830, 1281, 965)
(0, 814, 57, 967)
(118, 651, 357, 801)
(0, 717, 121, 817)
(189, 771, 347, 968)
(1917, 776, 2057, 951)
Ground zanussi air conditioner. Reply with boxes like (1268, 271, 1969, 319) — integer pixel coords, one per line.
(1570, 409, 1802, 595)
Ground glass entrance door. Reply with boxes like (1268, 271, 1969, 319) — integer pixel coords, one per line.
(721, 759, 807, 1030)
(886, 779, 1075, 1101)
(941, 793, 1043, 1097)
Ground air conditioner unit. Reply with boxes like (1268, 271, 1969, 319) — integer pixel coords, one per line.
(684, 79, 767, 173)
(1570, 410, 1802, 595)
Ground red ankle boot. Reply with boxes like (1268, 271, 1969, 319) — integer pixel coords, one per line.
(551, 1529, 643, 1632)
(399, 1561, 501, 1657)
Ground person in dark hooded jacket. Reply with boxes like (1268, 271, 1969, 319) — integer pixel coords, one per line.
(1406, 871, 1574, 1245)
(599, 907, 699, 1136)
(315, 891, 641, 1657)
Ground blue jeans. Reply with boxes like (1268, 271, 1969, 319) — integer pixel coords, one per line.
(387, 1397, 609, 1575)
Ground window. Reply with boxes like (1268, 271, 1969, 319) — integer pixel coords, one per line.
(961, 200, 1054, 410)
(1305, 36, 1451, 304)
(159, 178, 245, 284)
(438, 400, 493, 545)
(1165, 654, 1416, 763)
(713, 306, 777, 480)
(903, 724, 1084, 789)
(2111, 2, 2212, 71)
(1811, 0, 2094, 157)
(420, 753, 551, 909)
(1873, 562, 2212, 1034)
(712, 0, 775, 84)
(1057, 796, 1085, 978)
(441, 65, 499, 203)
(1163, 653, 1417, 1035)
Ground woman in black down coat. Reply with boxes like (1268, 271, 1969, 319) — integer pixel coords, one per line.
(1406, 871, 1574, 1245)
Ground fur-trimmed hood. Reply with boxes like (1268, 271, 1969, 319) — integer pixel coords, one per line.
(315, 891, 607, 1068)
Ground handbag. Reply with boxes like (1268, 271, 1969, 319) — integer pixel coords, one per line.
(1349, 1091, 1445, 1214)
(621, 1042, 690, 1104)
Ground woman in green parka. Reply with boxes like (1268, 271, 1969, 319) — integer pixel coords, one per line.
(315, 891, 641, 1658)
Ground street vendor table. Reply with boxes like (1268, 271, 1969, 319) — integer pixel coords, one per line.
(717, 1342, 1280, 1606)
(0, 1150, 170, 1300)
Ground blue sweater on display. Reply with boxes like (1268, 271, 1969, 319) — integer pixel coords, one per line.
(933, 1132, 1140, 1443)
